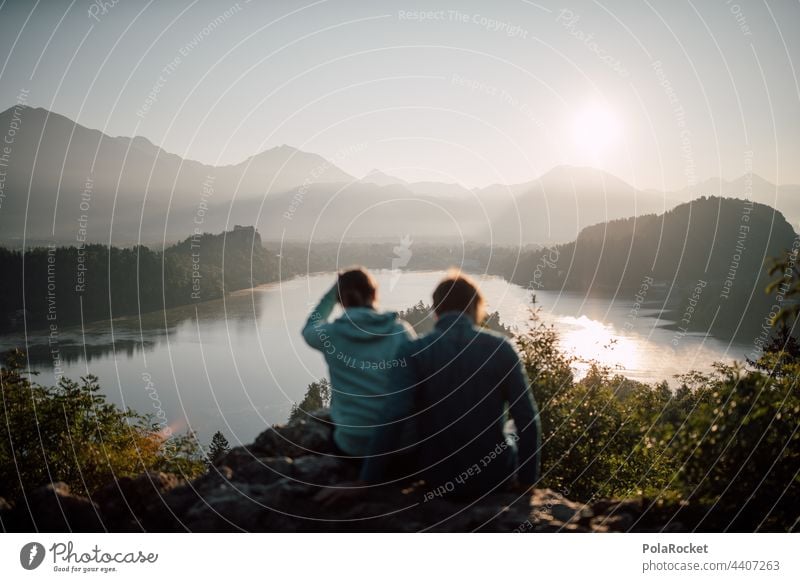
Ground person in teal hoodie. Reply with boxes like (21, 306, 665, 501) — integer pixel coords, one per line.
(301, 267, 416, 458)
(315, 270, 541, 507)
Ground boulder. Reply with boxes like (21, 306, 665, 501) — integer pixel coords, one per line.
(2, 409, 683, 532)
(93, 471, 185, 532)
(5, 482, 104, 532)
(252, 410, 334, 457)
(131, 436, 631, 532)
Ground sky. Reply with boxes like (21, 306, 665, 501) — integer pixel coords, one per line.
(0, 0, 798, 190)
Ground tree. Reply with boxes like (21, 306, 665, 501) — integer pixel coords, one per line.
(669, 363, 800, 531)
(746, 323, 800, 378)
(206, 431, 231, 466)
(766, 249, 800, 326)
(746, 251, 800, 377)
(397, 301, 512, 336)
(0, 350, 206, 501)
(289, 379, 331, 422)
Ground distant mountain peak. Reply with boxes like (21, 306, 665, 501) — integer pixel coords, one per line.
(532, 165, 642, 196)
(1, 104, 70, 124)
(122, 134, 158, 152)
(539, 164, 624, 181)
(232, 144, 356, 186)
(130, 135, 154, 147)
(362, 169, 408, 187)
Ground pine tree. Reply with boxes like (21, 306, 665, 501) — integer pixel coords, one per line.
(206, 431, 231, 466)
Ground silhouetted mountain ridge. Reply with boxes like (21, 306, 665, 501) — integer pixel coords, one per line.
(508, 196, 797, 338)
(1, 106, 796, 247)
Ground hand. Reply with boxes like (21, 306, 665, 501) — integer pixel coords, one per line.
(313, 480, 368, 508)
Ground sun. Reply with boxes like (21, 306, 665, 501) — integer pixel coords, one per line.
(571, 102, 623, 157)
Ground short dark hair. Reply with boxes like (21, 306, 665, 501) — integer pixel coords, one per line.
(432, 270, 485, 322)
(337, 267, 377, 307)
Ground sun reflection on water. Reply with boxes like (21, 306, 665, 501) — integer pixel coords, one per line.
(557, 315, 641, 378)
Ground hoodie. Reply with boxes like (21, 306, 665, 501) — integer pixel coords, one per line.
(301, 284, 416, 456)
(360, 312, 542, 493)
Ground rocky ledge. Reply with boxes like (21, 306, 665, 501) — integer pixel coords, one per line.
(0, 410, 688, 532)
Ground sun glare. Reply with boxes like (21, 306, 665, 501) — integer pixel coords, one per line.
(571, 102, 623, 156)
(559, 315, 640, 377)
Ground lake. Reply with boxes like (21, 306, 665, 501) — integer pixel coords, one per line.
(0, 270, 752, 446)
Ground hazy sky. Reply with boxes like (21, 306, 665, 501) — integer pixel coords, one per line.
(1, 0, 798, 189)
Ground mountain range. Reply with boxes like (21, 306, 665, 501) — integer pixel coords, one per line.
(1, 106, 797, 247)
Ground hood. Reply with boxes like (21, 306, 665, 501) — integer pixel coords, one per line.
(332, 307, 402, 341)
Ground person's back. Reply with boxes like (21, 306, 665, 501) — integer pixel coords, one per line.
(405, 313, 537, 496)
(302, 268, 415, 458)
(361, 272, 541, 498)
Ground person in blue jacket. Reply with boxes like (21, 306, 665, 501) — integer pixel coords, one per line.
(316, 270, 542, 504)
(302, 267, 416, 459)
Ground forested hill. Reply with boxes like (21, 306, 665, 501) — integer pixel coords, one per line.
(510, 196, 798, 337)
(0, 226, 277, 332)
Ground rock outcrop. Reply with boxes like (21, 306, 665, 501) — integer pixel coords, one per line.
(0, 410, 686, 532)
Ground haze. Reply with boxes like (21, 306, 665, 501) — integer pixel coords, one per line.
(1, 0, 799, 191)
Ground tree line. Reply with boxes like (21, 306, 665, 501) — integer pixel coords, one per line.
(0, 226, 278, 332)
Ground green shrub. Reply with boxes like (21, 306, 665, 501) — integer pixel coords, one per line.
(670, 363, 800, 531)
(0, 350, 205, 500)
(289, 378, 331, 422)
(290, 304, 799, 530)
(516, 309, 798, 531)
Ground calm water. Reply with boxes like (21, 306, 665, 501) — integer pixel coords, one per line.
(0, 271, 751, 445)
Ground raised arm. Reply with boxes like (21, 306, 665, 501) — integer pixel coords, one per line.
(502, 341, 542, 486)
(301, 283, 338, 351)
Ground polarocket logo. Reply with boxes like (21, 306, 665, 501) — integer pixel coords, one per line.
(20, 542, 46, 570)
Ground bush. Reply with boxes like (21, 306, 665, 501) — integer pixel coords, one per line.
(515, 311, 674, 500)
(516, 308, 798, 530)
(0, 350, 205, 500)
(670, 363, 800, 531)
(397, 301, 512, 336)
(289, 379, 331, 422)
